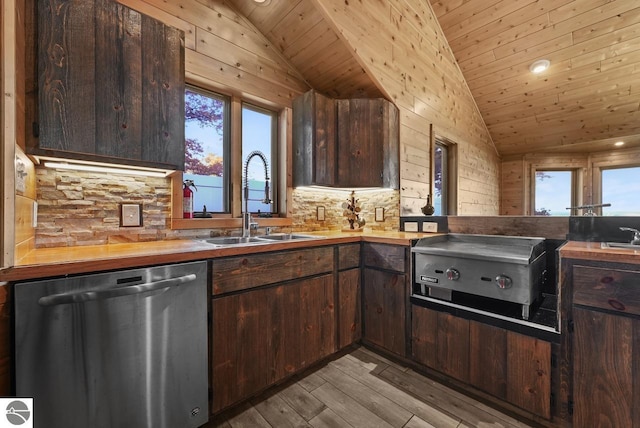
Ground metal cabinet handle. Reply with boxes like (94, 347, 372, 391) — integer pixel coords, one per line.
(38, 274, 197, 306)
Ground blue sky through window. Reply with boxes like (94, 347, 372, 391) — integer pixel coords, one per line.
(535, 171, 572, 216)
(602, 167, 640, 215)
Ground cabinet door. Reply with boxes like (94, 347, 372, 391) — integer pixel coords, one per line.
(363, 268, 406, 356)
(337, 99, 383, 187)
(469, 321, 506, 398)
(336, 98, 399, 188)
(507, 331, 551, 419)
(338, 268, 361, 349)
(436, 312, 469, 383)
(292, 90, 336, 186)
(37, 0, 184, 169)
(411, 306, 469, 382)
(0, 284, 10, 396)
(211, 287, 275, 412)
(411, 305, 437, 368)
(211, 274, 335, 413)
(573, 307, 637, 427)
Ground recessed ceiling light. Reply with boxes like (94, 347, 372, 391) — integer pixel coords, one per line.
(614, 141, 625, 147)
(253, 0, 271, 5)
(529, 59, 550, 74)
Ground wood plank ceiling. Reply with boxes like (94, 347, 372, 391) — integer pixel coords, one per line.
(225, 0, 384, 99)
(430, 0, 640, 156)
(227, 0, 640, 156)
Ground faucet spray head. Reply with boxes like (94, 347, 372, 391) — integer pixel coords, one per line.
(263, 180, 271, 204)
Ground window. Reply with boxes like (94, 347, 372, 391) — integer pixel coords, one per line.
(434, 143, 447, 215)
(433, 139, 457, 215)
(242, 104, 277, 214)
(534, 170, 573, 216)
(181, 86, 281, 221)
(184, 87, 229, 213)
(602, 166, 640, 215)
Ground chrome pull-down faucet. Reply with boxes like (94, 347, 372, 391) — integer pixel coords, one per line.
(620, 227, 640, 245)
(242, 151, 271, 238)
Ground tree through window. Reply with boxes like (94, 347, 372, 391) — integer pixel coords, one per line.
(184, 87, 229, 213)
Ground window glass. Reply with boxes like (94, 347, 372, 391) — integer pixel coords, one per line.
(184, 88, 228, 213)
(434, 143, 447, 215)
(534, 171, 572, 216)
(602, 166, 640, 215)
(242, 104, 276, 214)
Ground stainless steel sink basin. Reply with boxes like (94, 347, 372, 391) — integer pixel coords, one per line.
(601, 242, 640, 250)
(258, 234, 320, 241)
(198, 234, 323, 247)
(202, 236, 265, 246)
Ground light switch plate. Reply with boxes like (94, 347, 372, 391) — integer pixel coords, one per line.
(121, 204, 142, 227)
(422, 222, 438, 233)
(404, 222, 418, 232)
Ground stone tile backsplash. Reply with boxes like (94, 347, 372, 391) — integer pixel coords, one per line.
(35, 168, 400, 247)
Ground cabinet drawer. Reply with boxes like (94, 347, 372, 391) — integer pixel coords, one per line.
(363, 243, 406, 272)
(573, 265, 640, 316)
(212, 247, 334, 295)
(338, 244, 360, 270)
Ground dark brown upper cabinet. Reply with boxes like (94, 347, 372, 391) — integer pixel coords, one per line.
(33, 0, 185, 170)
(293, 90, 399, 189)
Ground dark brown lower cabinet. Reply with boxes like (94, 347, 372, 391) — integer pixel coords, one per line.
(411, 305, 551, 419)
(212, 274, 335, 413)
(569, 264, 640, 426)
(573, 307, 638, 427)
(0, 284, 10, 396)
(411, 306, 469, 382)
(506, 331, 551, 419)
(338, 269, 361, 349)
(470, 322, 507, 399)
(363, 267, 406, 356)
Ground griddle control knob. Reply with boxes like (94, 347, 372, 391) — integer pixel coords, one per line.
(446, 268, 460, 281)
(495, 275, 512, 289)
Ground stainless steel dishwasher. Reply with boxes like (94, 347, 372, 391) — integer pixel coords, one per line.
(14, 260, 209, 428)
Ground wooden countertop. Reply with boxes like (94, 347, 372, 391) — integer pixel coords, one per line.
(560, 241, 640, 265)
(0, 231, 438, 282)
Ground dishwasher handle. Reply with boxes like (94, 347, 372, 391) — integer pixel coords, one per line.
(38, 274, 197, 306)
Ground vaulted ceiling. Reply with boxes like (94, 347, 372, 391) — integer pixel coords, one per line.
(227, 0, 640, 157)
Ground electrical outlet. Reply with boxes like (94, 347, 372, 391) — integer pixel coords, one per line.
(121, 204, 142, 227)
(422, 222, 438, 233)
(404, 222, 418, 232)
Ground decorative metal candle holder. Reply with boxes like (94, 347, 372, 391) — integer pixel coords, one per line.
(342, 190, 365, 230)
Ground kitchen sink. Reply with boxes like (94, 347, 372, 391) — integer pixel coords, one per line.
(198, 234, 324, 247)
(258, 234, 321, 241)
(202, 236, 265, 246)
(601, 242, 640, 250)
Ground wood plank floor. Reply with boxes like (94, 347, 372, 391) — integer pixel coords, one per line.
(205, 347, 540, 428)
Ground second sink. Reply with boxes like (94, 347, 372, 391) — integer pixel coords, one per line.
(258, 234, 320, 241)
(601, 242, 640, 250)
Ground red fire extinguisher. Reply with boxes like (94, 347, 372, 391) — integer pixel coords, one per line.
(183, 180, 197, 219)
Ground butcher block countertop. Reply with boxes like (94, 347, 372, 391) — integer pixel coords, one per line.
(0, 231, 437, 282)
(560, 241, 640, 265)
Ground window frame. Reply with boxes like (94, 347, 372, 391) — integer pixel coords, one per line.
(532, 169, 578, 216)
(241, 102, 279, 214)
(184, 85, 231, 214)
(596, 163, 640, 216)
(171, 85, 291, 230)
(433, 136, 457, 215)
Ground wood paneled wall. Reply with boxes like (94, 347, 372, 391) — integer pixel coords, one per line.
(501, 153, 588, 216)
(117, 0, 310, 109)
(311, 0, 500, 216)
(501, 147, 640, 215)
